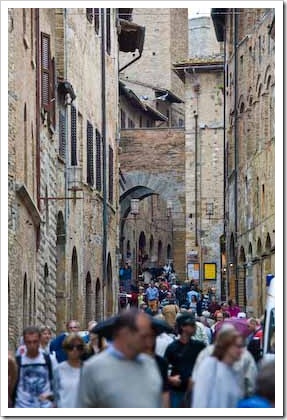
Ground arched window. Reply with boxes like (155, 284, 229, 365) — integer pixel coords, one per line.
(85, 273, 92, 326)
(95, 279, 101, 321)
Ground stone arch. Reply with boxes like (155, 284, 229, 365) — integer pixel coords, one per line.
(85, 272, 92, 326)
(23, 273, 28, 328)
(255, 74, 261, 94)
(264, 64, 272, 85)
(265, 233, 271, 251)
(95, 278, 101, 321)
(56, 211, 66, 333)
(106, 253, 113, 317)
(120, 171, 183, 222)
(167, 244, 172, 260)
(71, 247, 79, 320)
(248, 242, 253, 259)
(158, 240, 163, 266)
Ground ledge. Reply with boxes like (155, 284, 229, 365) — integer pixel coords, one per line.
(16, 183, 42, 227)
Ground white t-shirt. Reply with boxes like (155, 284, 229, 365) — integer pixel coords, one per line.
(15, 353, 53, 408)
(53, 361, 82, 408)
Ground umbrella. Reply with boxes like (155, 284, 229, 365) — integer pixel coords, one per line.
(91, 315, 119, 340)
(214, 318, 250, 338)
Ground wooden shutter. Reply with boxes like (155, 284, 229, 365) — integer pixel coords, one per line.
(59, 111, 66, 159)
(41, 33, 50, 112)
(96, 129, 102, 192)
(108, 146, 114, 203)
(50, 57, 56, 129)
(71, 105, 77, 166)
(106, 9, 111, 55)
(94, 9, 100, 34)
(86, 8, 93, 23)
(87, 121, 94, 186)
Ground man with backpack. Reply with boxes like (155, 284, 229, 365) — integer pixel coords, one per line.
(12, 326, 54, 408)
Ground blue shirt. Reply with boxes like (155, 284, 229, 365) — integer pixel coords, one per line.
(146, 286, 159, 301)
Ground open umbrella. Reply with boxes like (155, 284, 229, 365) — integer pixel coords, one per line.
(150, 317, 174, 335)
(214, 318, 250, 338)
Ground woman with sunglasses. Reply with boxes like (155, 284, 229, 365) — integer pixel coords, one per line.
(53, 333, 85, 408)
(191, 325, 244, 407)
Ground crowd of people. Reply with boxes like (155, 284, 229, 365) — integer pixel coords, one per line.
(8, 275, 275, 409)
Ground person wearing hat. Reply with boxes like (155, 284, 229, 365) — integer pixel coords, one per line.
(164, 313, 206, 408)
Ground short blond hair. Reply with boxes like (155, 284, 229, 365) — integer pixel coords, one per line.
(62, 333, 85, 350)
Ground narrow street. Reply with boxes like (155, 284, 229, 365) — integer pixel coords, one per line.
(6, 4, 281, 413)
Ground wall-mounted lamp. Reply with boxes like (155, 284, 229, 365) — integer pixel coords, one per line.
(130, 198, 139, 216)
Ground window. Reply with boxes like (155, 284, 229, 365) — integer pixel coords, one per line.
(87, 121, 94, 186)
(71, 105, 77, 166)
(59, 111, 66, 159)
(178, 118, 184, 127)
(96, 129, 102, 192)
(106, 9, 111, 55)
(120, 109, 126, 128)
(86, 8, 93, 23)
(128, 118, 134, 128)
(108, 146, 114, 203)
(94, 8, 100, 34)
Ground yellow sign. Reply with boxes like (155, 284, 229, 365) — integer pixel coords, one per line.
(204, 263, 216, 280)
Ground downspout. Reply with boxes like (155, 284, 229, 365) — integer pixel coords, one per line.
(64, 8, 69, 227)
(234, 9, 239, 297)
(194, 111, 198, 248)
(223, 22, 228, 300)
(101, 9, 108, 313)
(35, 9, 40, 249)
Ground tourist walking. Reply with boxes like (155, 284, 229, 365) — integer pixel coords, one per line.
(191, 325, 244, 408)
(145, 281, 159, 312)
(77, 309, 162, 408)
(164, 313, 205, 408)
(53, 334, 85, 408)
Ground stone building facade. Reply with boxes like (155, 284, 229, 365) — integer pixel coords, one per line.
(212, 8, 275, 316)
(120, 8, 187, 128)
(173, 16, 224, 295)
(8, 7, 128, 347)
(118, 9, 188, 281)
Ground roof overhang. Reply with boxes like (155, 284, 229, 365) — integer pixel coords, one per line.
(119, 81, 145, 111)
(118, 19, 145, 53)
(145, 104, 168, 121)
(154, 88, 184, 103)
(173, 59, 224, 82)
(211, 8, 227, 42)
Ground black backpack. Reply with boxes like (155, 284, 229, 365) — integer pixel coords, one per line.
(11, 353, 53, 407)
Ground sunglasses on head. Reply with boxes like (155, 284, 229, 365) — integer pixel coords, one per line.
(66, 344, 84, 351)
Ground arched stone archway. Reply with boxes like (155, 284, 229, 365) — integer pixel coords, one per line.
(95, 278, 101, 321)
(85, 272, 92, 326)
(23, 273, 28, 329)
(106, 253, 113, 317)
(237, 246, 247, 310)
(71, 247, 79, 320)
(56, 211, 66, 333)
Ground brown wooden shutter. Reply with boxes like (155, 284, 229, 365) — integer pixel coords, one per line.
(108, 145, 114, 203)
(87, 121, 94, 186)
(71, 105, 77, 166)
(94, 9, 100, 34)
(41, 33, 50, 112)
(50, 57, 56, 128)
(59, 111, 66, 159)
(96, 129, 102, 192)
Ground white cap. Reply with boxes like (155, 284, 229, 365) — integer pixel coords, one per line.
(237, 312, 246, 319)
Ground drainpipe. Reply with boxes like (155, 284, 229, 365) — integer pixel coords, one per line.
(101, 9, 108, 313)
(64, 9, 69, 228)
(119, 52, 142, 73)
(194, 111, 198, 248)
(223, 22, 228, 300)
(35, 9, 40, 249)
(234, 9, 239, 296)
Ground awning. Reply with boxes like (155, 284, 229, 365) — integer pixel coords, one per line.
(145, 104, 168, 121)
(211, 8, 227, 42)
(118, 19, 145, 53)
(119, 81, 145, 111)
(154, 88, 184, 103)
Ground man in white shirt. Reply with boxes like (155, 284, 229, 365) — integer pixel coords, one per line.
(14, 326, 54, 408)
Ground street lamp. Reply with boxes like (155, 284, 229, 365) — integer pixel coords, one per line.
(130, 199, 139, 284)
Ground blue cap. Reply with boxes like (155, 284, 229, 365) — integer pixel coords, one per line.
(266, 274, 274, 287)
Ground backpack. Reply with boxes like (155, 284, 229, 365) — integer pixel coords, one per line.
(11, 353, 53, 407)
